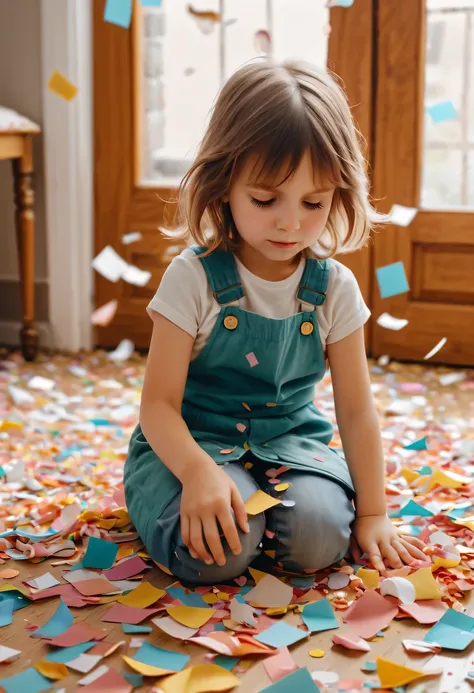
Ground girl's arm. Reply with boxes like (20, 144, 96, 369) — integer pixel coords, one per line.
(140, 313, 249, 566)
(327, 327, 425, 570)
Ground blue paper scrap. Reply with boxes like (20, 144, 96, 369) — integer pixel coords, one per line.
(82, 535, 118, 569)
(33, 597, 73, 638)
(425, 608, 474, 650)
(390, 499, 434, 519)
(142, 0, 162, 5)
(166, 586, 208, 608)
(255, 621, 308, 648)
(122, 623, 153, 634)
(426, 100, 457, 124)
(301, 597, 339, 633)
(376, 261, 410, 299)
(404, 436, 428, 451)
(104, 0, 133, 28)
(0, 599, 14, 627)
(260, 667, 320, 692)
(214, 656, 240, 670)
(0, 668, 52, 693)
(45, 642, 95, 663)
(124, 672, 144, 687)
(132, 642, 190, 672)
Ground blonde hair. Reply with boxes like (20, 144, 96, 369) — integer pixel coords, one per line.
(164, 58, 382, 258)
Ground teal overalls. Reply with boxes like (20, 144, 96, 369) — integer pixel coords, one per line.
(124, 248, 355, 583)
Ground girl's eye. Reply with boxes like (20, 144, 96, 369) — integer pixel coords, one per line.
(250, 197, 275, 208)
(304, 201, 323, 210)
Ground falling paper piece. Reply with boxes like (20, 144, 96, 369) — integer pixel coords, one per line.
(342, 590, 398, 639)
(263, 647, 298, 683)
(398, 599, 447, 624)
(92, 246, 129, 282)
(426, 100, 457, 123)
(34, 598, 73, 638)
(104, 0, 133, 28)
(376, 313, 408, 331)
(166, 605, 215, 629)
(152, 616, 198, 640)
(82, 536, 118, 569)
(376, 656, 429, 688)
(260, 666, 320, 692)
(244, 573, 293, 608)
(327, 0, 354, 6)
(380, 577, 415, 604)
(122, 231, 142, 244)
(388, 204, 418, 227)
(301, 598, 339, 633)
(254, 29, 272, 53)
(109, 339, 135, 362)
(187, 5, 221, 34)
(91, 300, 118, 327)
(48, 71, 79, 101)
(255, 621, 308, 648)
(122, 264, 151, 286)
(245, 352, 259, 368)
(28, 375, 55, 390)
(118, 581, 165, 608)
(159, 664, 240, 693)
(406, 567, 441, 600)
(332, 630, 371, 652)
(376, 261, 410, 299)
(245, 490, 281, 515)
(424, 337, 447, 360)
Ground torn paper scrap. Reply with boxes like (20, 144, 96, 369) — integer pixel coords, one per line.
(263, 647, 298, 683)
(244, 573, 293, 608)
(376, 313, 409, 331)
(342, 590, 398, 639)
(48, 71, 79, 101)
(122, 232, 142, 245)
(388, 204, 418, 227)
(244, 490, 281, 515)
(159, 664, 240, 693)
(109, 339, 135, 362)
(376, 261, 410, 299)
(91, 300, 118, 327)
(379, 577, 416, 604)
(424, 337, 447, 360)
(92, 246, 129, 282)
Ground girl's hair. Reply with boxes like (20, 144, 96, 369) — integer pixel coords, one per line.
(163, 58, 383, 258)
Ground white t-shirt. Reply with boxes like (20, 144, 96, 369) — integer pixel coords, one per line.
(148, 247, 370, 360)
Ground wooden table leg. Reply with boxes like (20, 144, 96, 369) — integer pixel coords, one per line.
(12, 136, 38, 361)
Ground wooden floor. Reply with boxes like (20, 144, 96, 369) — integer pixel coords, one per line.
(1, 355, 474, 692)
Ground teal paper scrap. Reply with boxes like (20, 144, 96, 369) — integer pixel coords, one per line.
(123, 672, 144, 687)
(255, 621, 308, 648)
(122, 623, 152, 634)
(425, 608, 474, 650)
(142, 0, 162, 5)
(0, 668, 51, 693)
(166, 586, 208, 608)
(33, 597, 73, 638)
(45, 642, 95, 663)
(404, 437, 428, 451)
(104, 0, 133, 28)
(391, 499, 434, 519)
(132, 641, 190, 672)
(426, 101, 457, 124)
(0, 599, 14, 627)
(260, 667, 320, 692)
(82, 536, 118, 569)
(301, 597, 338, 633)
(214, 656, 240, 670)
(376, 261, 409, 299)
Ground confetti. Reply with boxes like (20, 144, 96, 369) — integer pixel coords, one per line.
(262, 647, 298, 683)
(309, 649, 325, 657)
(122, 232, 143, 244)
(0, 569, 19, 579)
(254, 29, 272, 54)
(376, 312, 408, 331)
(245, 352, 259, 368)
(426, 100, 457, 123)
(424, 337, 447, 360)
(376, 261, 410, 299)
(91, 300, 118, 326)
(104, 0, 133, 28)
(327, 0, 354, 6)
(388, 204, 418, 227)
(47, 71, 79, 101)
(244, 490, 281, 515)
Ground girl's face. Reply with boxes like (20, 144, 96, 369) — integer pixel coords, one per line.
(227, 150, 335, 272)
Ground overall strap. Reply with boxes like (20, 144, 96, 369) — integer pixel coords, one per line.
(192, 247, 245, 306)
(297, 258, 331, 308)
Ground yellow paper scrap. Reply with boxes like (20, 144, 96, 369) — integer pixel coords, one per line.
(118, 581, 165, 608)
(34, 661, 68, 680)
(406, 567, 441, 600)
(248, 567, 268, 584)
(376, 657, 426, 688)
(431, 556, 461, 571)
(400, 468, 420, 484)
(47, 71, 79, 101)
(425, 469, 471, 492)
(356, 568, 380, 589)
(166, 606, 216, 629)
(244, 490, 281, 515)
(154, 560, 173, 575)
(203, 593, 219, 605)
(274, 483, 289, 492)
(0, 584, 30, 597)
(122, 655, 174, 677)
(160, 663, 240, 693)
(216, 592, 229, 601)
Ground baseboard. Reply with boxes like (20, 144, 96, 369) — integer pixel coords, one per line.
(0, 321, 54, 350)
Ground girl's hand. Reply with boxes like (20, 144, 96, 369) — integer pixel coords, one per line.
(354, 514, 426, 572)
(180, 463, 250, 567)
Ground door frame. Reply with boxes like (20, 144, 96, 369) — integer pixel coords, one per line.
(41, 0, 94, 351)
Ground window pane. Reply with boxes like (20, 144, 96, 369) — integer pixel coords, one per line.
(139, 1, 329, 186)
(422, 2, 474, 208)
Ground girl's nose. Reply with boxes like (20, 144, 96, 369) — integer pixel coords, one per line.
(277, 207, 301, 232)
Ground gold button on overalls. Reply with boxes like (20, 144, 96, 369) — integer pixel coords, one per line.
(224, 315, 238, 330)
(300, 321, 314, 336)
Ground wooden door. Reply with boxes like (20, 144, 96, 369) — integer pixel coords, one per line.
(371, 0, 474, 365)
(93, 0, 374, 349)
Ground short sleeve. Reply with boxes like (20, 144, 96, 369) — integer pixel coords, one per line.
(146, 249, 204, 338)
(324, 262, 371, 345)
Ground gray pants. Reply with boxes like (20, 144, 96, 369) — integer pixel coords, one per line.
(148, 459, 355, 585)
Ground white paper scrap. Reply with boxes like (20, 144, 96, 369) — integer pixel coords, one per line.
(388, 204, 418, 227)
(27, 376, 56, 391)
(122, 264, 151, 287)
(122, 231, 142, 245)
(439, 372, 465, 386)
(0, 646, 21, 663)
(424, 338, 447, 360)
(78, 665, 109, 686)
(376, 313, 409, 331)
(25, 572, 60, 590)
(8, 385, 35, 406)
(91, 246, 129, 282)
(67, 653, 103, 673)
(108, 339, 135, 362)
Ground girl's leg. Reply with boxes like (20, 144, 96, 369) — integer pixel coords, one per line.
(148, 461, 266, 585)
(263, 471, 355, 573)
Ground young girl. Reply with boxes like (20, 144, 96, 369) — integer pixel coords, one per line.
(124, 58, 426, 585)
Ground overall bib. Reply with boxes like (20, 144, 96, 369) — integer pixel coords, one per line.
(124, 249, 355, 580)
